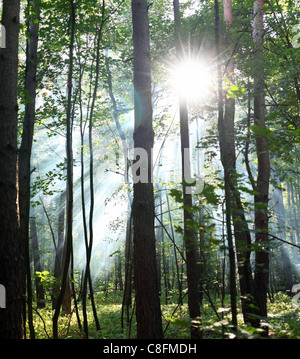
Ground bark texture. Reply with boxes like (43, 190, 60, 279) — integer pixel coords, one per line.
(131, 0, 163, 339)
(223, 0, 255, 324)
(253, 0, 270, 333)
(0, 0, 23, 339)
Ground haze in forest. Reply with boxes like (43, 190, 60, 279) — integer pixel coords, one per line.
(0, 0, 299, 340)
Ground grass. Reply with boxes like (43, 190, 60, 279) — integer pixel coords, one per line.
(28, 291, 300, 339)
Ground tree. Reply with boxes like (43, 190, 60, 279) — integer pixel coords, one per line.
(0, 0, 23, 339)
(214, 0, 237, 329)
(222, 0, 255, 325)
(252, 0, 270, 335)
(80, 1, 106, 336)
(131, 0, 163, 339)
(52, 0, 76, 339)
(173, 0, 202, 339)
(19, 0, 42, 339)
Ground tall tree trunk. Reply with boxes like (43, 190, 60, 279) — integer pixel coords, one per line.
(215, 0, 237, 329)
(155, 185, 162, 296)
(131, 0, 163, 339)
(222, 0, 255, 325)
(252, 0, 270, 335)
(173, 0, 202, 339)
(166, 185, 182, 303)
(0, 0, 23, 339)
(80, 2, 105, 337)
(160, 195, 171, 304)
(52, 0, 75, 339)
(18, 0, 41, 339)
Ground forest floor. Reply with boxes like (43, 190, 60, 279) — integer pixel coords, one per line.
(29, 292, 300, 339)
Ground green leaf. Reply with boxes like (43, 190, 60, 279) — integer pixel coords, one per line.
(227, 84, 245, 99)
(169, 189, 183, 203)
(202, 184, 219, 205)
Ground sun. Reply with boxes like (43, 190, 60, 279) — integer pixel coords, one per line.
(172, 58, 212, 101)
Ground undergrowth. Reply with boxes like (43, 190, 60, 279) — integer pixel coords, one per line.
(28, 292, 300, 339)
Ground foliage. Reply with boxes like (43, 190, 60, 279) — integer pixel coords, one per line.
(13, 0, 300, 340)
(27, 291, 300, 339)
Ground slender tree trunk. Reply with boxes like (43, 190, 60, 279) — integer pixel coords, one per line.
(215, 0, 237, 329)
(53, 0, 75, 338)
(18, 0, 41, 339)
(173, 0, 202, 339)
(195, 119, 205, 307)
(78, 39, 90, 336)
(80, 3, 105, 336)
(131, 0, 163, 339)
(166, 186, 182, 303)
(198, 205, 205, 306)
(162, 235, 171, 304)
(155, 186, 163, 296)
(252, 0, 270, 335)
(222, 0, 255, 325)
(70, 241, 82, 331)
(0, 0, 23, 339)
(159, 191, 171, 304)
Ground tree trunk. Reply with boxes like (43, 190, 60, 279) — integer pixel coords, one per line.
(173, 0, 202, 339)
(18, 0, 41, 339)
(252, 0, 270, 335)
(131, 0, 163, 339)
(0, 0, 23, 339)
(222, 0, 255, 325)
(166, 186, 182, 303)
(215, 0, 238, 329)
(52, 0, 75, 338)
(155, 186, 162, 296)
(80, 3, 105, 336)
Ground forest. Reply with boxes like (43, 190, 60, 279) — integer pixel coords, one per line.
(0, 0, 299, 342)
